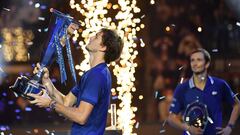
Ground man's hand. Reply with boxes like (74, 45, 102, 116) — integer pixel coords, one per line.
(33, 63, 50, 84)
(216, 126, 232, 135)
(67, 23, 79, 35)
(28, 90, 52, 108)
(188, 126, 204, 135)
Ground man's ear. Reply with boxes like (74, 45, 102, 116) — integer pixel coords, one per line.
(99, 44, 107, 52)
(205, 61, 210, 69)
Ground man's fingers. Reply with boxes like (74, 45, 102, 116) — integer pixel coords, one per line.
(42, 67, 49, 78)
(27, 93, 39, 99)
(216, 130, 223, 135)
(68, 23, 79, 34)
(43, 67, 49, 74)
(33, 67, 39, 74)
(29, 99, 38, 104)
(70, 23, 79, 29)
(33, 63, 41, 74)
(216, 127, 223, 135)
(36, 90, 44, 96)
(43, 67, 48, 72)
(197, 128, 204, 135)
(216, 127, 223, 130)
(36, 102, 42, 107)
(36, 63, 41, 68)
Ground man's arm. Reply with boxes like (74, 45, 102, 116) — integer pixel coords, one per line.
(44, 78, 76, 106)
(28, 93, 93, 125)
(167, 113, 189, 131)
(216, 98, 240, 135)
(53, 101, 93, 125)
(227, 98, 240, 127)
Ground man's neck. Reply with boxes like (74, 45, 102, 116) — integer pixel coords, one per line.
(89, 53, 105, 68)
(193, 71, 208, 90)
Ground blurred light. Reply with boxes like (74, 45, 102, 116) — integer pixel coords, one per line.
(140, 15, 145, 19)
(7, 101, 14, 105)
(150, 0, 155, 5)
(236, 22, 240, 27)
(135, 122, 139, 128)
(2, 93, 7, 97)
(1, 28, 33, 62)
(27, 42, 33, 46)
(33, 129, 39, 133)
(46, 108, 51, 112)
(45, 129, 50, 134)
(26, 131, 31, 134)
(51, 78, 57, 83)
(35, 3, 40, 8)
(138, 95, 143, 100)
(159, 96, 165, 100)
(165, 26, 170, 32)
(160, 129, 166, 134)
(40, 5, 47, 10)
(140, 38, 145, 47)
(112, 96, 118, 100)
(0, 126, 6, 131)
(16, 116, 21, 120)
(38, 17, 45, 21)
(227, 24, 233, 31)
(212, 49, 218, 52)
(44, 28, 48, 32)
(29, 1, 33, 5)
(197, 27, 202, 32)
(31, 64, 35, 67)
(27, 53, 30, 60)
(3, 8, 10, 12)
(180, 77, 184, 84)
(25, 107, 32, 112)
(178, 66, 184, 71)
(15, 109, 21, 113)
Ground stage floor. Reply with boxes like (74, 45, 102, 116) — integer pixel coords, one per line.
(1, 122, 240, 135)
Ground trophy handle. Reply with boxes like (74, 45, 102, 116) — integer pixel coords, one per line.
(32, 66, 45, 82)
(50, 8, 81, 26)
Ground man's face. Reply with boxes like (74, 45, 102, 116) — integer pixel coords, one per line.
(190, 52, 209, 74)
(86, 32, 104, 53)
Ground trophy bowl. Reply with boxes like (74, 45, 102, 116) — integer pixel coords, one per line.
(9, 76, 45, 100)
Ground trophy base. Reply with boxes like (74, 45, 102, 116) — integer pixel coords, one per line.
(9, 76, 44, 100)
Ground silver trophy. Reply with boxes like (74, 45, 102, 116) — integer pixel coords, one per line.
(9, 9, 79, 100)
(183, 101, 209, 131)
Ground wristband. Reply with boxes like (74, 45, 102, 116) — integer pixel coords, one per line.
(49, 100, 57, 110)
(227, 124, 234, 130)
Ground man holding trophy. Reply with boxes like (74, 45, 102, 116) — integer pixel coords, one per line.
(167, 49, 240, 135)
(10, 9, 123, 135)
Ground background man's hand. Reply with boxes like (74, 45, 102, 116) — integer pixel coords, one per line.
(216, 126, 232, 135)
(188, 126, 204, 135)
(67, 23, 79, 35)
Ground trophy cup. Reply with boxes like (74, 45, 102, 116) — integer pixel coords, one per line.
(183, 100, 209, 132)
(9, 8, 79, 100)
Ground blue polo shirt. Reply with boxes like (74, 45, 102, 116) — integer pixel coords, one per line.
(169, 76, 235, 135)
(70, 63, 111, 135)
